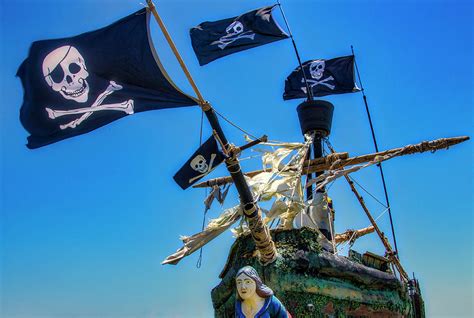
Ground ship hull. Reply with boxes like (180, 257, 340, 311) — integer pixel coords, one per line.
(212, 228, 418, 317)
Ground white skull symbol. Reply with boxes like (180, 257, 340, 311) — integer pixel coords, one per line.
(309, 60, 325, 80)
(42, 46, 90, 103)
(226, 21, 243, 36)
(190, 155, 208, 174)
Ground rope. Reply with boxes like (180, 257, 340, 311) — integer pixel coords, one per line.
(374, 207, 390, 223)
(349, 176, 388, 208)
(276, 0, 313, 100)
(351, 45, 399, 257)
(237, 154, 263, 162)
(337, 229, 358, 253)
(336, 207, 390, 254)
(196, 187, 209, 268)
(212, 108, 259, 140)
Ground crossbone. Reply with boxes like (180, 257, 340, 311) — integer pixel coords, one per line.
(45, 81, 134, 130)
(301, 76, 335, 93)
(189, 153, 217, 184)
(211, 32, 256, 50)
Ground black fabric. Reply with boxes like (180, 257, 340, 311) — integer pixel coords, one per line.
(283, 55, 360, 100)
(17, 8, 197, 149)
(190, 5, 288, 66)
(173, 136, 226, 190)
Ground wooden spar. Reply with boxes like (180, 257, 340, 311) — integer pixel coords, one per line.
(236, 135, 268, 153)
(194, 152, 349, 188)
(323, 143, 410, 282)
(335, 226, 375, 244)
(146, 0, 277, 264)
(193, 136, 469, 188)
(345, 172, 409, 281)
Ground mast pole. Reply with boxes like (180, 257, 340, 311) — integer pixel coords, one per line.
(351, 45, 400, 258)
(276, 0, 312, 101)
(146, 0, 277, 264)
(276, 0, 317, 201)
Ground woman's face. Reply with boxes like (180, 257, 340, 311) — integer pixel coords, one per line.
(236, 273, 257, 300)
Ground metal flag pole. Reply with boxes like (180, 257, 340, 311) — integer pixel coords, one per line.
(351, 45, 399, 257)
(146, 0, 277, 265)
(276, 0, 316, 201)
(276, 0, 313, 101)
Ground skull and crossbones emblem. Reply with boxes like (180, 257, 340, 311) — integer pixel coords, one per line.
(211, 21, 255, 50)
(189, 153, 217, 183)
(301, 60, 335, 93)
(42, 45, 134, 130)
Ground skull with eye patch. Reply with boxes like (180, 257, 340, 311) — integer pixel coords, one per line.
(225, 21, 244, 37)
(309, 60, 325, 80)
(42, 46, 90, 103)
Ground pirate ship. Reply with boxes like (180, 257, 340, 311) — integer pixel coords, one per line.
(17, 0, 469, 317)
(143, 1, 468, 317)
(138, 6, 466, 318)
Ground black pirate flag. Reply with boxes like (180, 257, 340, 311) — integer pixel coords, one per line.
(17, 8, 198, 149)
(190, 5, 289, 66)
(283, 55, 360, 100)
(173, 136, 226, 190)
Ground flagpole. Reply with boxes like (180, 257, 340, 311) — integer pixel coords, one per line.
(350, 45, 399, 258)
(276, 0, 313, 101)
(146, 0, 277, 265)
(276, 0, 317, 201)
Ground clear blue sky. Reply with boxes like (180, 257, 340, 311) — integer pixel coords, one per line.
(1, 0, 472, 317)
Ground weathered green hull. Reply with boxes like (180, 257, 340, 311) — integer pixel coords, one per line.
(212, 228, 417, 317)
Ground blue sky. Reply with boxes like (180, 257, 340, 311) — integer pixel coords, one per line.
(1, 0, 472, 317)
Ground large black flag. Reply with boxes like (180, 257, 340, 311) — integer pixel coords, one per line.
(17, 8, 198, 149)
(283, 55, 360, 100)
(190, 5, 289, 66)
(173, 136, 226, 190)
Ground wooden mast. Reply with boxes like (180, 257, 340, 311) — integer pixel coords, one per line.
(146, 0, 277, 264)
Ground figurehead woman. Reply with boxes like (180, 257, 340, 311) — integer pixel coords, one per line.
(235, 266, 291, 318)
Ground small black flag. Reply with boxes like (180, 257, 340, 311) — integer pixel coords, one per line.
(283, 55, 360, 100)
(190, 5, 289, 66)
(173, 136, 226, 190)
(18, 9, 198, 149)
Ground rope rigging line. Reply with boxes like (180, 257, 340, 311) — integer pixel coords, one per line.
(275, 0, 313, 100)
(336, 206, 390, 254)
(238, 154, 265, 162)
(196, 186, 209, 268)
(351, 45, 399, 257)
(337, 230, 358, 253)
(349, 176, 388, 208)
(212, 108, 259, 140)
